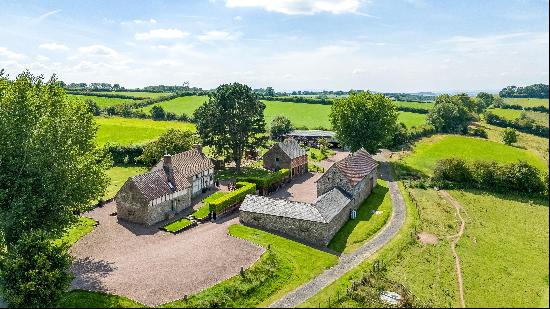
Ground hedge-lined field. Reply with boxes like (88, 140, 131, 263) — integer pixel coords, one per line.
(488, 108, 549, 127)
(140, 96, 209, 115)
(94, 117, 195, 145)
(503, 97, 549, 108)
(97, 91, 173, 99)
(70, 94, 138, 107)
(402, 135, 547, 175)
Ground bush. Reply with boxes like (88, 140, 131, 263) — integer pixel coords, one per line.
(468, 127, 488, 138)
(209, 182, 256, 213)
(137, 129, 196, 167)
(433, 158, 472, 184)
(235, 169, 289, 189)
(270, 116, 294, 140)
(151, 105, 166, 120)
(0, 230, 73, 308)
(502, 128, 518, 145)
(485, 111, 549, 138)
(163, 218, 195, 233)
(105, 143, 144, 165)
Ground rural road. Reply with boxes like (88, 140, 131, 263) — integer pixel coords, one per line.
(269, 159, 407, 308)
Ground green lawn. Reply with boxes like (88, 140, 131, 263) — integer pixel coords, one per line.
(162, 224, 338, 308)
(95, 116, 195, 145)
(103, 166, 147, 200)
(328, 179, 392, 253)
(57, 290, 145, 308)
(449, 189, 549, 308)
(398, 111, 427, 128)
(503, 97, 549, 108)
(163, 218, 194, 233)
(141, 96, 209, 115)
(307, 147, 335, 162)
(488, 108, 549, 127)
(97, 91, 173, 99)
(54, 217, 96, 247)
(69, 94, 139, 108)
(402, 135, 548, 175)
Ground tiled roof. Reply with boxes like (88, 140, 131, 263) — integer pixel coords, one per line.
(313, 188, 351, 222)
(152, 148, 214, 177)
(130, 169, 190, 201)
(240, 187, 350, 224)
(277, 138, 307, 159)
(334, 148, 378, 186)
(240, 195, 326, 223)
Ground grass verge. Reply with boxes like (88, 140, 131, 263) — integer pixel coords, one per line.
(163, 218, 194, 233)
(56, 290, 145, 308)
(55, 217, 97, 247)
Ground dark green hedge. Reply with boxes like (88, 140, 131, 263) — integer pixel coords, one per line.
(433, 158, 546, 195)
(105, 144, 144, 165)
(485, 112, 549, 138)
(209, 182, 256, 213)
(235, 169, 289, 188)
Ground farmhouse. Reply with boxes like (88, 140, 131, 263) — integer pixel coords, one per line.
(116, 146, 214, 225)
(263, 138, 308, 178)
(240, 148, 378, 246)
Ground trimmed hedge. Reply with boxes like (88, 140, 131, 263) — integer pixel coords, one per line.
(433, 158, 546, 195)
(235, 169, 289, 188)
(163, 218, 195, 233)
(209, 182, 256, 213)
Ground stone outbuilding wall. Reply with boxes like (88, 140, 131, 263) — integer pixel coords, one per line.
(263, 146, 293, 171)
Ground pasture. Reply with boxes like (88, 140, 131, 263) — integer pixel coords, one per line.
(94, 117, 195, 145)
(503, 97, 549, 108)
(70, 94, 138, 107)
(104, 166, 147, 200)
(97, 91, 173, 99)
(488, 108, 549, 127)
(393, 100, 434, 111)
(140, 96, 427, 129)
(402, 135, 548, 175)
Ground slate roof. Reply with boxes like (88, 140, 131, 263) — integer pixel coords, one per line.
(333, 148, 379, 186)
(151, 148, 214, 177)
(286, 130, 335, 138)
(130, 169, 190, 202)
(239, 187, 350, 224)
(276, 138, 307, 160)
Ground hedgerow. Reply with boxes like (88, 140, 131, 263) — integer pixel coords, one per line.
(235, 169, 289, 189)
(209, 182, 256, 213)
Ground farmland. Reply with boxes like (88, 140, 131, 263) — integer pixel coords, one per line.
(503, 97, 549, 108)
(103, 166, 147, 200)
(94, 116, 195, 145)
(393, 100, 434, 111)
(488, 108, 549, 127)
(402, 135, 548, 175)
(141, 95, 208, 115)
(96, 91, 173, 99)
(69, 94, 138, 107)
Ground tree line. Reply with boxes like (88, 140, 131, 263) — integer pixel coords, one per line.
(499, 83, 549, 98)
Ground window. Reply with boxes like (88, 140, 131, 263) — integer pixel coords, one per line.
(275, 157, 279, 162)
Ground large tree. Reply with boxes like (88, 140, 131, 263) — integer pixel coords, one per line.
(427, 94, 476, 134)
(330, 92, 398, 152)
(138, 129, 196, 166)
(270, 115, 294, 140)
(194, 83, 267, 171)
(0, 72, 110, 306)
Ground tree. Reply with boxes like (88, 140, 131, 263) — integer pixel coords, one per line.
(427, 94, 476, 134)
(0, 72, 109, 307)
(265, 86, 275, 96)
(330, 91, 398, 152)
(0, 230, 72, 308)
(151, 105, 166, 120)
(502, 127, 518, 145)
(194, 83, 267, 172)
(476, 92, 494, 109)
(137, 129, 196, 166)
(85, 98, 101, 116)
(270, 115, 294, 140)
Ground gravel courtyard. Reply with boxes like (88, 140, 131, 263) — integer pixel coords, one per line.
(70, 202, 264, 307)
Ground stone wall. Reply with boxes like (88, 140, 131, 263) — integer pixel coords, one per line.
(240, 211, 333, 246)
(316, 166, 353, 197)
(263, 146, 291, 171)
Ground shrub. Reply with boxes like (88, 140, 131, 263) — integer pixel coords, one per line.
(163, 218, 194, 233)
(433, 158, 472, 184)
(468, 127, 488, 138)
(502, 128, 518, 145)
(151, 105, 166, 120)
(209, 182, 256, 213)
(235, 169, 289, 189)
(270, 116, 294, 140)
(496, 161, 545, 194)
(105, 143, 144, 165)
(485, 111, 549, 138)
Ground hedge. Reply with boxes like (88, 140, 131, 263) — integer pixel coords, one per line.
(209, 182, 256, 213)
(493, 103, 549, 113)
(433, 158, 546, 195)
(485, 112, 549, 138)
(163, 218, 195, 233)
(105, 144, 144, 165)
(235, 169, 289, 188)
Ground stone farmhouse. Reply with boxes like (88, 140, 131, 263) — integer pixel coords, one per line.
(240, 149, 378, 246)
(116, 146, 214, 225)
(263, 138, 308, 178)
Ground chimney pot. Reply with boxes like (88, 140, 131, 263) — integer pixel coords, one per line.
(163, 154, 172, 168)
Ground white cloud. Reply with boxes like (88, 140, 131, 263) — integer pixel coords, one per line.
(37, 9, 61, 21)
(225, 0, 366, 15)
(198, 31, 241, 42)
(0, 47, 25, 60)
(135, 28, 189, 40)
(39, 42, 69, 51)
(122, 18, 157, 25)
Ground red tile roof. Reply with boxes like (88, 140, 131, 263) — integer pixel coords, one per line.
(333, 149, 378, 186)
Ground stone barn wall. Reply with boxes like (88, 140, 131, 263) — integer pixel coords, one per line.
(263, 146, 291, 171)
(116, 180, 150, 225)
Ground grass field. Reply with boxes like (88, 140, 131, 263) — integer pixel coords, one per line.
(103, 166, 147, 200)
(449, 189, 549, 308)
(503, 97, 549, 108)
(97, 91, 173, 99)
(95, 117, 195, 145)
(69, 94, 139, 108)
(161, 224, 338, 308)
(394, 100, 434, 111)
(328, 179, 392, 253)
(488, 108, 549, 127)
(140, 96, 427, 129)
(402, 135, 548, 175)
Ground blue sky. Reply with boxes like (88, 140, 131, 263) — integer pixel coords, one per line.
(0, 0, 548, 92)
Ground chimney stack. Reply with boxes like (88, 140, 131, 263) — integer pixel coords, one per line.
(163, 154, 176, 189)
(194, 144, 203, 153)
(163, 153, 172, 169)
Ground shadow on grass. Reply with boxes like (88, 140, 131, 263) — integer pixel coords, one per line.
(57, 290, 145, 308)
(388, 161, 428, 180)
(459, 187, 549, 208)
(328, 184, 390, 253)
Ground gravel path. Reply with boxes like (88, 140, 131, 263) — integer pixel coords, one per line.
(269, 159, 407, 308)
(70, 202, 264, 307)
(439, 190, 466, 308)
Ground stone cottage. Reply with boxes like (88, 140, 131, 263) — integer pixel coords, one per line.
(240, 148, 379, 246)
(116, 146, 214, 225)
(263, 138, 308, 178)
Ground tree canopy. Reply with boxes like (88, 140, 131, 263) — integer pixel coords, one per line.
(427, 94, 476, 134)
(499, 84, 549, 98)
(193, 83, 267, 171)
(330, 92, 398, 152)
(138, 129, 196, 166)
(270, 115, 294, 140)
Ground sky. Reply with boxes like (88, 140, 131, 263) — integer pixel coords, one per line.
(0, 0, 548, 92)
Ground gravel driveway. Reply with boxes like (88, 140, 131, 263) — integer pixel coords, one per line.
(70, 202, 264, 307)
